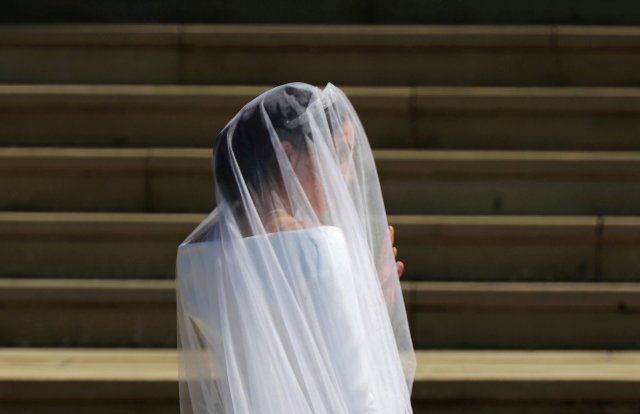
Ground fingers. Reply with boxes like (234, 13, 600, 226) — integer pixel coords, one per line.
(397, 261, 405, 278)
(389, 225, 404, 278)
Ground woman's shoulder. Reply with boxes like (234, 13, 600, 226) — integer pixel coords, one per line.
(263, 209, 316, 233)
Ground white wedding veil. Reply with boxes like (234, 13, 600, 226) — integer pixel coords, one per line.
(176, 82, 416, 413)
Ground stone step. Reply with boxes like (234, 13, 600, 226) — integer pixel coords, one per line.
(4, 1, 640, 25)
(2, 147, 640, 215)
(2, 85, 640, 150)
(1, 348, 639, 413)
(1, 25, 639, 86)
(2, 278, 639, 349)
(0, 212, 638, 281)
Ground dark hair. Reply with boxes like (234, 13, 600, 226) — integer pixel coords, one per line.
(214, 84, 317, 210)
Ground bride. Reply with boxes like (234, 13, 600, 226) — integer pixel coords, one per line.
(176, 82, 416, 413)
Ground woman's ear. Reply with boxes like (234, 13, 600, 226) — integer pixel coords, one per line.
(280, 141, 298, 167)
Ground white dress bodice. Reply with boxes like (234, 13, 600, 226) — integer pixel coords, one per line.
(176, 225, 379, 413)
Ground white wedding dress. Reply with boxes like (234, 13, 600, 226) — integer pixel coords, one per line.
(175, 82, 414, 414)
(177, 225, 379, 413)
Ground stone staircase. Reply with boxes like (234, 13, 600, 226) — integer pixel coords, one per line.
(3, 2, 640, 25)
(1, 25, 639, 413)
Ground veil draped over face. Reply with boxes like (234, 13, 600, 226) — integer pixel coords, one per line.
(176, 82, 416, 413)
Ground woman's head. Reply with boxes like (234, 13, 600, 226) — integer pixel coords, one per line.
(214, 83, 325, 223)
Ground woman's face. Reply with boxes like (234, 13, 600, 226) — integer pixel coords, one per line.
(336, 119, 355, 180)
(281, 119, 355, 218)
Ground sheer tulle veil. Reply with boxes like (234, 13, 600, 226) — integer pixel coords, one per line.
(176, 82, 416, 413)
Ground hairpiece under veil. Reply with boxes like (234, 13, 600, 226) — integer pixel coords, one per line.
(176, 82, 416, 413)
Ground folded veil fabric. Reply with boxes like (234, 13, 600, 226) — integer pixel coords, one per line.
(176, 82, 416, 413)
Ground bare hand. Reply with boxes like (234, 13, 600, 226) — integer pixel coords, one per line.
(389, 225, 404, 278)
